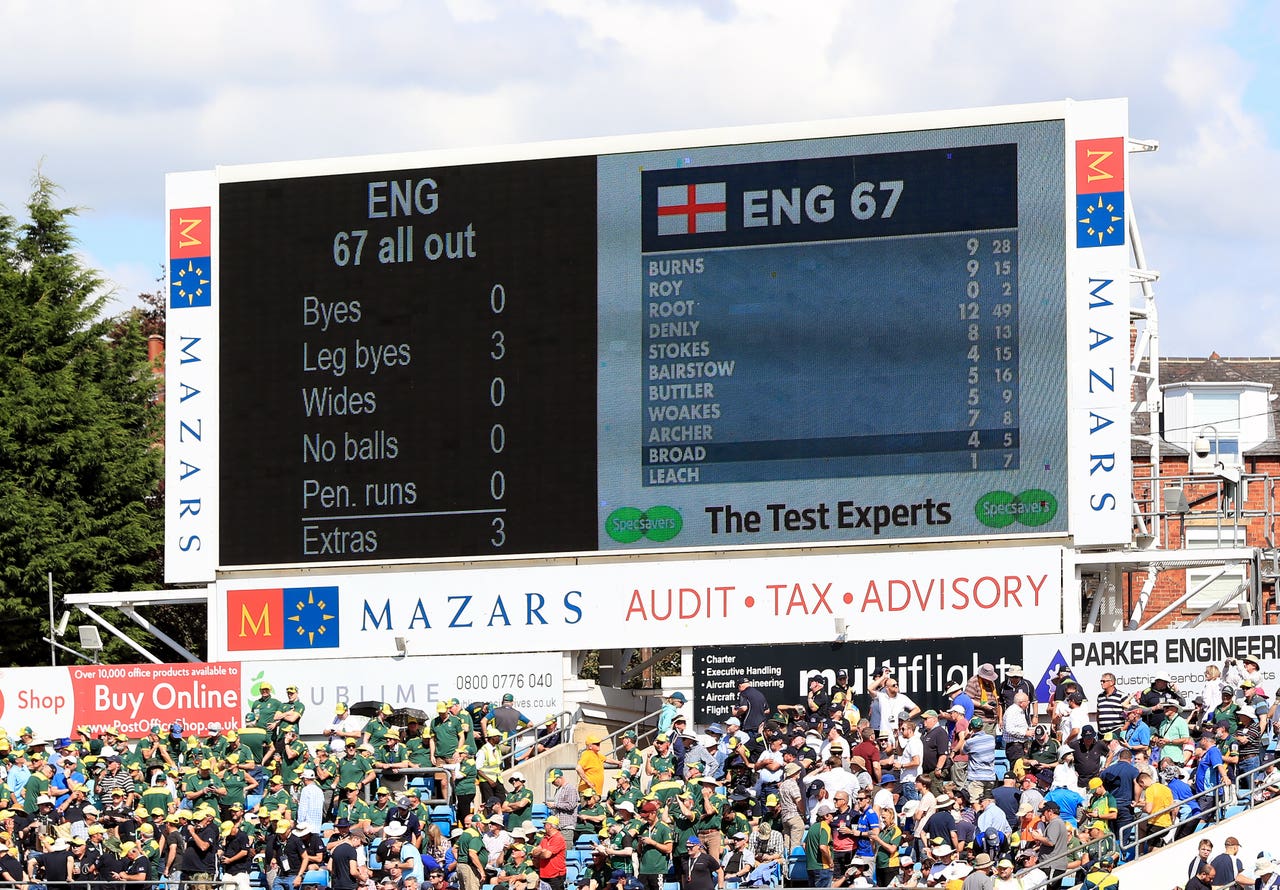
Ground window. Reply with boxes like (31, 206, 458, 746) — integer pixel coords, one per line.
(1185, 526, 1248, 611)
(1190, 391, 1241, 472)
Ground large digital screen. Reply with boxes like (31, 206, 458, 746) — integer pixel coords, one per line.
(165, 101, 1132, 579)
(596, 124, 1066, 552)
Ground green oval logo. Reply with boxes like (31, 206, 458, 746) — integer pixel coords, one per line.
(975, 489, 1059, 529)
(644, 505, 683, 542)
(605, 507, 646, 543)
(975, 490, 1018, 528)
(605, 506, 684, 543)
(1017, 489, 1058, 527)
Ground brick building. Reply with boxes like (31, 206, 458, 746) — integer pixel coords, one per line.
(1123, 354, 1280, 628)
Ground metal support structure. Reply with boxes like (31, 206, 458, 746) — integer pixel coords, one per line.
(1125, 566, 1161, 631)
(1186, 582, 1249, 627)
(1083, 577, 1104, 633)
(40, 637, 98, 664)
(48, 572, 56, 667)
(118, 606, 201, 663)
(1136, 567, 1228, 630)
(77, 606, 162, 664)
(621, 647, 679, 686)
(1127, 173, 1163, 550)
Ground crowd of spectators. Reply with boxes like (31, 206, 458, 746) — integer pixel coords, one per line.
(0, 657, 1277, 890)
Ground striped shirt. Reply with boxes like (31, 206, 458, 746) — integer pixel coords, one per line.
(964, 731, 998, 782)
(1095, 691, 1127, 734)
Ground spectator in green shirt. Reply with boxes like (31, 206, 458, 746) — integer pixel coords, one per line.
(804, 805, 834, 887)
(336, 742, 376, 790)
(269, 685, 306, 742)
(259, 774, 293, 817)
(221, 755, 259, 815)
(249, 683, 284, 730)
(362, 704, 394, 748)
(504, 773, 534, 828)
(455, 757, 479, 827)
(636, 801, 674, 890)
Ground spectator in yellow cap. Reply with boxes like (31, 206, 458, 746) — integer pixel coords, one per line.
(577, 734, 609, 797)
(326, 702, 363, 754)
(363, 703, 396, 749)
(269, 685, 306, 741)
(249, 683, 284, 732)
(113, 839, 152, 882)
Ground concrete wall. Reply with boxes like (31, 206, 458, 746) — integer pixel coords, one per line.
(1115, 798, 1279, 888)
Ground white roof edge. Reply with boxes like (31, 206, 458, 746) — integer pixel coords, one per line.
(1160, 380, 1274, 391)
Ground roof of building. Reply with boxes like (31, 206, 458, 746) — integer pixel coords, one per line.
(1135, 354, 1280, 458)
(1159, 355, 1280, 388)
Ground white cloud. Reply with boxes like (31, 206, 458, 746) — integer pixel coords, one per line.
(1, 0, 1277, 355)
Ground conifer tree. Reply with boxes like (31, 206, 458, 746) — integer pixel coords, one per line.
(0, 173, 163, 666)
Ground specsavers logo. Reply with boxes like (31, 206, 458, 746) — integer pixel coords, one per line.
(974, 489, 1058, 529)
(606, 506, 683, 543)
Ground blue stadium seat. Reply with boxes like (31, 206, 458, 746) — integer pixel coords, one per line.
(302, 871, 330, 887)
(575, 833, 600, 850)
(786, 846, 807, 884)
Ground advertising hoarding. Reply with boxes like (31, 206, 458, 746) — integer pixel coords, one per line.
(166, 100, 1131, 582)
(0, 662, 241, 741)
(1023, 627, 1280, 703)
(240, 652, 564, 733)
(210, 545, 1064, 660)
(692, 637, 1023, 723)
(0, 653, 564, 742)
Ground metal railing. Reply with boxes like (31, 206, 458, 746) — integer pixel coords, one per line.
(1132, 470, 1280, 551)
(499, 708, 581, 772)
(1, 881, 227, 890)
(1118, 754, 1275, 859)
(598, 708, 666, 756)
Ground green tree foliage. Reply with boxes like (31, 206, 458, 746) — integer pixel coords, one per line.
(0, 173, 164, 666)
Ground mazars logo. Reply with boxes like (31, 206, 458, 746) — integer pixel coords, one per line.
(227, 586, 341, 651)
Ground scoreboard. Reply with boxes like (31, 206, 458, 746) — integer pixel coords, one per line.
(165, 100, 1132, 580)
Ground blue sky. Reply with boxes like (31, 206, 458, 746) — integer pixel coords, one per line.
(1, 0, 1277, 357)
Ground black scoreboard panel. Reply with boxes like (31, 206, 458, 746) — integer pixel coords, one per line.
(219, 159, 599, 565)
(212, 117, 1074, 569)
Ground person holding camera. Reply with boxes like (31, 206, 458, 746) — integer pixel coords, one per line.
(869, 670, 920, 739)
(1137, 674, 1185, 729)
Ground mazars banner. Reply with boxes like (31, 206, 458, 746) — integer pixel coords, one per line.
(212, 546, 1064, 660)
(241, 652, 565, 734)
(1024, 627, 1280, 702)
(0, 663, 242, 742)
